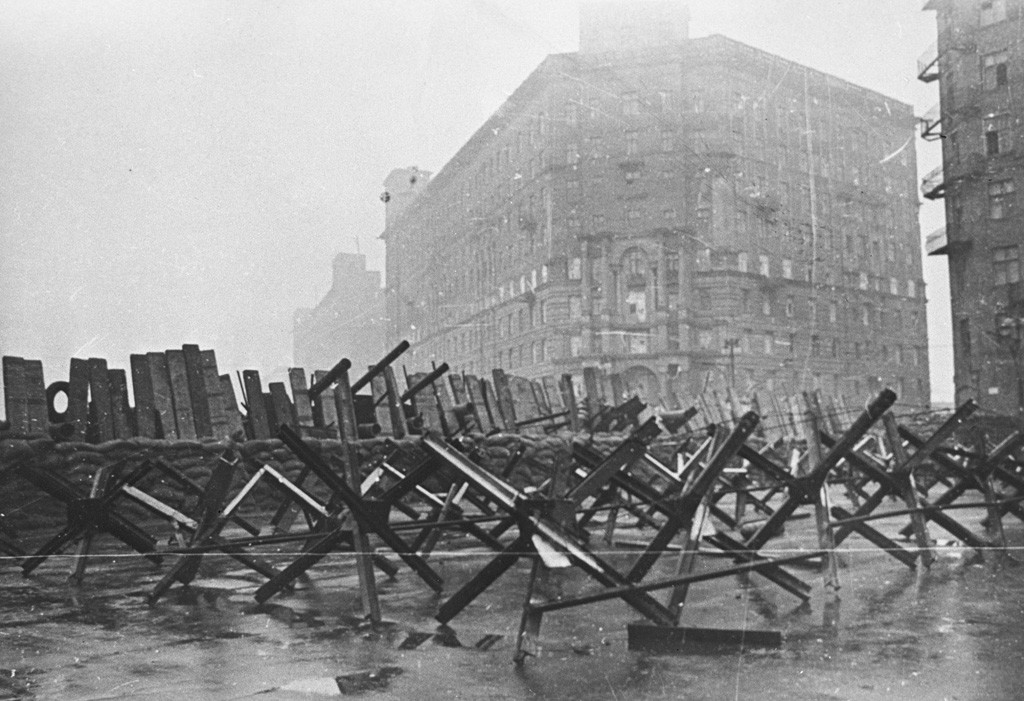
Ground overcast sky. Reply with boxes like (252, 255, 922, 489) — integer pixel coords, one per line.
(0, 0, 950, 402)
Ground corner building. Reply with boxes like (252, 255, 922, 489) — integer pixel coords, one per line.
(383, 19, 930, 407)
(921, 0, 1024, 414)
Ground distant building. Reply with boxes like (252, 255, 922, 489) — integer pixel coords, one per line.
(920, 0, 1023, 414)
(293, 252, 386, 374)
(381, 5, 930, 407)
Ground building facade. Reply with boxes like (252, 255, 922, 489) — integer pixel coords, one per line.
(293, 252, 387, 374)
(921, 0, 1023, 415)
(383, 19, 930, 408)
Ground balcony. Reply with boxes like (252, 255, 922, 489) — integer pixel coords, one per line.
(917, 42, 940, 83)
(921, 165, 946, 200)
(919, 103, 943, 141)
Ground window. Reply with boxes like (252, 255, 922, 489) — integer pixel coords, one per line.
(667, 250, 680, 278)
(980, 0, 1006, 26)
(568, 295, 583, 320)
(983, 51, 1009, 89)
(762, 298, 771, 316)
(657, 90, 675, 113)
(759, 255, 770, 276)
(828, 301, 837, 324)
(994, 245, 1021, 286)
(564, 102, 578, 126)
(859, 272, 869, 290)
(986, 115, 1013, 156)
(568, 257, 583, 280)
(785, 296, 795, 317)
(890, 277, 899, 295)
(626, 207, 642, 225)
(570, 335, 583, 357)
(624, 248, 644, 275)
(737, 252, 749, 273)
(663, 207, 677, 220)
(625, 130, 639, 156)
(782, 259, 793, 279)
(989, 180, 1015, 219)
(627, 333, 649, 355)
(764, 332, 774, 355)
(661, 129, 675, 151)
(622, 92, 640, 115)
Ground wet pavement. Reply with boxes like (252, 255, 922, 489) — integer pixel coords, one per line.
(3, 495, 1024, 700)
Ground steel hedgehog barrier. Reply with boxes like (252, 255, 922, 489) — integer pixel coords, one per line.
(3, 343, 1024, 663)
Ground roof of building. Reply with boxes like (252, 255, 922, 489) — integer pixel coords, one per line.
(379, 33, 914, 241)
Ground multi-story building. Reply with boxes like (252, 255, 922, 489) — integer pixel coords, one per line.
(293, 252, 387, 374)
(382, 5, 930, 407)
(920, 0, 1023, 415)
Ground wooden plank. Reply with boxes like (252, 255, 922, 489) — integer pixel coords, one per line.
(22, 360, 47, 435)
(288, 368, 314, 434)
(369, 373, 395, 436)
(491, 369, 518, 431)
(199, 350, 230, 439)
(219, 374, 246, 437)
(582, 366, 602, 415)
(2, 357, 28, 433)
(508, 374, 540, 423)
(67, 358, 91, 440)
(165, 350, 197, 440)
(147, 352, 178, 439)
(268, 382, 295, 431)
(481, 377, 504, 431)
(262, 392, 278, 433)
(383, 366, 407, 439)
(532, 379, 552, 415)
(462, 374, 492, 433)
(182, 344, 212, 438)
(559, 374, 581, 433)
(458, 373, 486, 433)
(87, 357, 115, 442)
(107, 368, 132, 438)
(448, 373, 468, 404)
(432, 369, 459, 435)
(241, 370, 270, 439)
(310, 370, 340, 437)
(542, 376, 564, 412)
(2, 358, 29, 432)
(130, 354, 158, 438)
